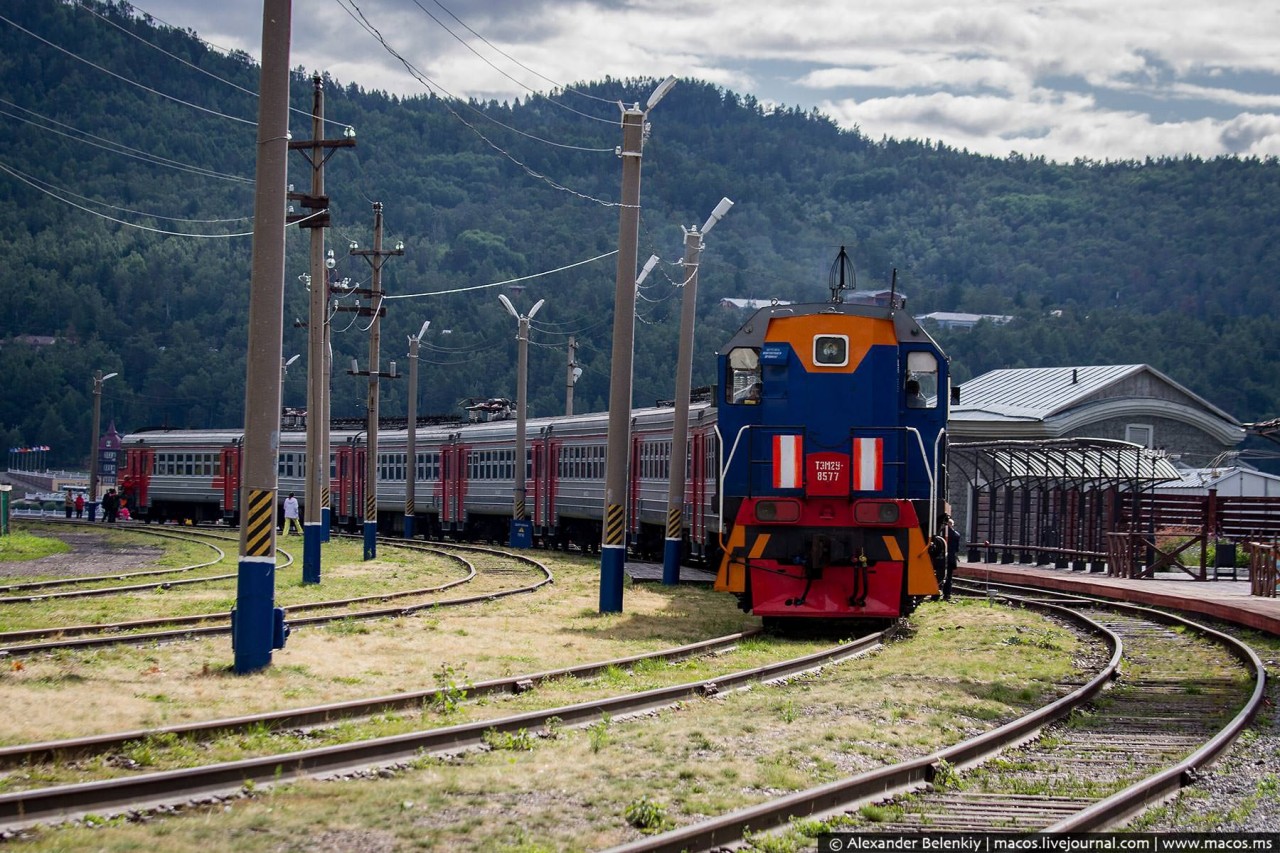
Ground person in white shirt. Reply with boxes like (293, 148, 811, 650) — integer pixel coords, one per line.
(283, 492, 301, 535)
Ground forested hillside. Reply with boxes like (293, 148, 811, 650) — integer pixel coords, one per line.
(2, 0, 1278, 469)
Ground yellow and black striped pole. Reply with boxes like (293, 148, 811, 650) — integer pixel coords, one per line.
(233, 0, 291, 674)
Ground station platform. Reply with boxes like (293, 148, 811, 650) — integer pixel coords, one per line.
(955, 561, 1280, 637)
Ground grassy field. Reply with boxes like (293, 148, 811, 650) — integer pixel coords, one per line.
(0, 530, 70, 562)
(0, 526, 1093, 851)
(8, 597, 1085, 852)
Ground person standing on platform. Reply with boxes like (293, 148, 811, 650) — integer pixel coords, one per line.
(74, 493, 85, 518)
(943, 516, 961, 601)
(283, 492, 301, 535)
(64, 490, 74, 518)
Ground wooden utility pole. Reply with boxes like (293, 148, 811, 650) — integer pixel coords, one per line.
(288, 73, 355, 584)
(346, 203, 403, 560)
(234, 0, 291, 674)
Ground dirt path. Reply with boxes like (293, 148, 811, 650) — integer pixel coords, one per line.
(0, 529, 164, 579)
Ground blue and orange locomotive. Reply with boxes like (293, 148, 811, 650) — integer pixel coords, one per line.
(714, 255, 950, 622)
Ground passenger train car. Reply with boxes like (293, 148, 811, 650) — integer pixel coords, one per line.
(119, 403, 720, 562)
(119, 252, 949, 623)
(713, 283, 950, 621)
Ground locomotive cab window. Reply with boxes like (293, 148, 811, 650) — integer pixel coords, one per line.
(813, 335, 849, 367)
(727, 347, 762, 404)
(904, 351, 939, 409)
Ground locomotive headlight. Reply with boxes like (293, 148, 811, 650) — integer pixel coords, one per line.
(853, 500, 900, 525)
(754, 500, 800, 523)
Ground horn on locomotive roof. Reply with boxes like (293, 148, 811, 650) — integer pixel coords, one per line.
(829, 245, 857, 304)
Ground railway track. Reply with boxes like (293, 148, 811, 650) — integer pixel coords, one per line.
(0, 540, 548, 655)
(0, 629, 887, 831)
(0, 522, 252, 600)
(601, 588, 1266, 851)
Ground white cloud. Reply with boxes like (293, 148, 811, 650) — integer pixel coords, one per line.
(124, 0, 1280, 161)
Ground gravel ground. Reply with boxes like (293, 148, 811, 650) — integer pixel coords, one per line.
(1136, 642, 1280, 833)
(0, 527, 163, 579)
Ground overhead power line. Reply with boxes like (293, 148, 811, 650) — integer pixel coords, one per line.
(386, 249, 619, 299)
(334, 0, 631, 209)
(0, 12, 257, 126)
(408, 0, 614, 123)
(0, 98, 252, 183)
(79, 0, 358, 131)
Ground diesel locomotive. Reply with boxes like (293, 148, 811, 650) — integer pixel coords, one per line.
(713, 259, 949, 621)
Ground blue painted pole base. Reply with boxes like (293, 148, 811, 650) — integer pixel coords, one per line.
(403, 514, 415, 539)
(232, 556, 276, 674)
(302, 522, 322, 584)
(363, 521, 377, 560)
(321, 507, 331, 542)
(599, 545, 626, 612)
(662, 538, 682, 585)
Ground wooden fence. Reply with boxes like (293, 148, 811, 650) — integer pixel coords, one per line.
(968, 486, 1280, 591)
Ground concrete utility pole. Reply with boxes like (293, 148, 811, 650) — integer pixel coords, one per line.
(88, 369, 118, 510)
(288, 74, 355, 584)
(404, 319, 428, 539)
(499, 295, 545, 546)
(565, 336, 580, 416)
(663, 198, 733, 584)
(233, 0, 291, 675)
(348, 203, 403, 560)
(599, 76, 676, 613)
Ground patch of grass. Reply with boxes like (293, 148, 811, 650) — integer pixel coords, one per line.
(482, 727, 535, 751)
(0, 530, 70, 561)
(431, 663, 469, 715)
(623, 796, 672, 834)
(587, 715, 611, 753)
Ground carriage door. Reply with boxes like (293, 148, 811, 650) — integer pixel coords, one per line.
(219, 445, 239, 522)
(532, 441, 546, 533)
(126, 446, 154, 516)
(628, 432, 643, 539)
(442, 443, 467, 533)
(690, 431, 706, 558)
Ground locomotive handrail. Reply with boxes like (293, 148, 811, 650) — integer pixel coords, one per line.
(904, 425, 937, 535)
(931, 427, 946, 538)
(714, 423, 753, 554)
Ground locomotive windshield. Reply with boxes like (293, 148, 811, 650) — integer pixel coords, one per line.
(904, 351, 939, 409)
(727, 347, 762, 404)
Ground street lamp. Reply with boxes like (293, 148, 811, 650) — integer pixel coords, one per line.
(599, 78, 676, 615)
(663, 197, 733, 584)
(404, 319, 429, 540)
(499, 293, 544, 547)
(88, 369, 119, 515)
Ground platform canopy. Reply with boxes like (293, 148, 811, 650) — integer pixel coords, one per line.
(950, 438, 1181, 489)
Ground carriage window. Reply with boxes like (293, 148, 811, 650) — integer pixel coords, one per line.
(905, 351, 939, 409)
(726, 347, 761, 404)
(814, 335, 849, 367)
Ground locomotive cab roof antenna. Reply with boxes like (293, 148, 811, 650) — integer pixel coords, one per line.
(829, 245, 856, 304)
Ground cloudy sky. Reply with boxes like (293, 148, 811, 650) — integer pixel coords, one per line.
(131, 0, 1280, 163)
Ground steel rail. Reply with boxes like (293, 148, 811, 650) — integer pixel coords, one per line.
(0, 542, 549, 655)
(0, 628, 762, 769)
(0, 523, 236, 599)
(608, 590, 1267, 851)
(1042, 605, 1268, 831)
(0, 540, 475, 645)
(0, 630, 886, 831)
(603, 602, 1123, 853)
